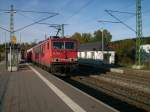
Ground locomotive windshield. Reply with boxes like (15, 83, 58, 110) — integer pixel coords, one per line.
(53, 41, 75, 49)
(53, 42, 64, 49)
(65, 42, 75, 49)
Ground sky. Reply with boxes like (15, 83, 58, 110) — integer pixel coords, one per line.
(0, 0, 150, 43)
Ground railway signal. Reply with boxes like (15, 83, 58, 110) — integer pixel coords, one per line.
(6, 5, 18, 71)
(11, 35, 17, 44)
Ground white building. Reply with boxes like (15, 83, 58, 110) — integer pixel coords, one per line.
(78, 42, 115, 65)
(140, 44, 150, 61)
(140, 44, 150, 53)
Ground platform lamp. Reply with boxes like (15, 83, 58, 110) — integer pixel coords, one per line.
(98, 20, 120, 62)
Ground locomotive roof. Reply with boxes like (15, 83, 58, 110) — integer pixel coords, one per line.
(50, 37, 76, 41)
(31, 37, 76, 49)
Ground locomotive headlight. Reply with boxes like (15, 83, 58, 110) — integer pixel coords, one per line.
(70, 58, 77, 62)
(52, 58, 59, 62)
(56, 58, 59, 62)
(74, 58, 78, 61)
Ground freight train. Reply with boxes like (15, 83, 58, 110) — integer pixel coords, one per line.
(26, 36, 78, 76)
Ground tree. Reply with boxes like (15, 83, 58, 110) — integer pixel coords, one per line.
(93, 29, 112, 45)
(81, 33, 92, 43)
(71, 32, 83, 43)
(103, 29, 112, 45)
(93, 30, 102, 41)
(71, 32, 93, 44)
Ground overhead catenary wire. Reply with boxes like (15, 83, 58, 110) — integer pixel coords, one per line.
(14, 13, 58, 32)
(57, 0, 74, 13)
(37, 23, 68, 36)
(15, 9, 57, 14)
(106, 10, 135, 15)
(63, 0, 93, 23)
(79, 1, 135, 32)
(0, 8, 16, 11)
(17, 12, 36, 21)
(0, 26, 10, 32)
(104, 9, 136, 22)
(143, 9, 150, 14)
(17, 12, 63, 36)
(0, 9, 57, 14)
(0, 9, 11, 32)
(98, 20, 121, 23)
(103, 2, 136, 21)
(120, 14, 136, 22)
(0, 7, 59, 33)
(16, 12, 53, 36)
(105, 10, 136, 33)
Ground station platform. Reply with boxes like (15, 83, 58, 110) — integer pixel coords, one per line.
(0, 62, 118, 112)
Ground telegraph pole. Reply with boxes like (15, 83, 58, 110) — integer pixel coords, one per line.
(136, 0, 143, 67)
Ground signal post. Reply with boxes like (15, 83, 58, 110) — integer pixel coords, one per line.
(7, 5, 19, 72)
(7, 36, 20, 72)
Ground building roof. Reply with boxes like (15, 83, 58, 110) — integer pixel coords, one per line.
(78, 42, 113, 51)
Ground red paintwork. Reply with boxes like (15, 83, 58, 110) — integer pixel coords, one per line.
(26, 37, 78, 67)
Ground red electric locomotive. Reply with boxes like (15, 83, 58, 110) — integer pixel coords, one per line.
(26, 36, 78, 75)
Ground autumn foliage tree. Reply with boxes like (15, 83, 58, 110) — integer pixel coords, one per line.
(71, 29, 112, 45)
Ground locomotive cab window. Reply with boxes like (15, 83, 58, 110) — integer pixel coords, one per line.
(53, 42, 64, 49)
(65, 42, 75, 49)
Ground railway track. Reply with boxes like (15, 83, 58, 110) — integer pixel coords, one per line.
(39, 63, 150, 111)
(69, 75, 150, 112)
(78, 64, 150, 84)
(63, 65, 150, 112)
(101, 73, 150, 87)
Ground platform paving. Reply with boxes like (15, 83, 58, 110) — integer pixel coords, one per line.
(0, 63, 118, 112)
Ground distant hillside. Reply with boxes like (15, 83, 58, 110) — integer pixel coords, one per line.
(109, 37, 150, 65)
(111, 37, 150, 46)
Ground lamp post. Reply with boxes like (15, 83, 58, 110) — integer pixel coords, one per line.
(149, 49, 150, 68)
(98, 20, 120, 62)
(101, 28, 104, 52)
(4, 32, 7, 70)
